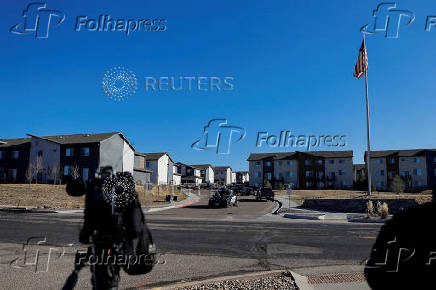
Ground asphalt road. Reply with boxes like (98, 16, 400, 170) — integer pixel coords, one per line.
(0, 195, 382, 289)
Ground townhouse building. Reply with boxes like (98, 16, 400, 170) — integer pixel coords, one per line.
(248, 151, 353, 189)
(1, 132, 135, 184)
(365, 149, 436, 191)
(142, 152, 174, 185)
(133, 152, 152, 185)
(0, 138, 31, 183)
(172, 163, 182, 185)
(234, 171, 249, 184)
(175, 163, 202, 185)
(214, 166, 232, 185)
(190, 164, 214, 184)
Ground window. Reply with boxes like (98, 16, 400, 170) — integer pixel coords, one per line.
(413, 169, 422, 176)
(65, 148, 73, 157)
(288, 171, 293, 177)
(255, 161, 260, 166)
(338, 170, 346, 176)
(390, 158, 396, 164)
(340, 180, 346, 186)
(339, 159, 345, 164)
(388, 171, 395, 178)
(327, 172, 335, 178)
(276, 173, 282, 179)
(415, 181, 421, 187)
(433, 157, 436, 163)
(316, 160, 323, 165)
(64, 165, 71, 176)
(0, 151, 3, 159)
(266, 173, 272, 180)
(146, 162, 151, 168)
(12, 151, 19, 159)
(265, 161, 271, 166)
(82, 168, 89, 182)
(377, 170, 384, 176)
(304, 160, 312, 166)
(401, 158, 407, 162)
(316, 171, 324, 178)
(305, 181, 313, 187)
(256, 172, 261, 178)
(287, 161, 293, 166)
(400, 171, 409, 177)
(414, 158, 421, 163)
(80, 147, 90, 156)
(377, 181, 385, 187)
(376, 159, 383, 164)
(305, 170, 313, 177)
(277, 161, 282, 166)
(8, 169, 17, 182)
(328, 160, 334, 164)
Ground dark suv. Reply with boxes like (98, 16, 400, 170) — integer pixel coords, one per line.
(255, 187, 275, 201)
(208, 188, 238, 208)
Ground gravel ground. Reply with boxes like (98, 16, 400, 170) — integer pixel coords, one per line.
(174, 272, 299, 290)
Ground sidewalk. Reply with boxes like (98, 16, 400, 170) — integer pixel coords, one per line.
(0, 190, 200, 214)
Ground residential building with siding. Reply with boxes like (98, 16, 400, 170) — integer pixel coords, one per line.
(248, 151, 353, 189)
(365, 149, 436, 191)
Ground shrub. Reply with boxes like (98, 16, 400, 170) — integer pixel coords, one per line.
(378, 202, 389, 219)
(390, 175, 404, 194)
(366, 200, 375, 217)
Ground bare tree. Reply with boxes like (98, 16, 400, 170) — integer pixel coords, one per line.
(57, 165, 64, 184)
(71, 164, 81, 180)
(33, 155, 44, 184)
(48, 163, 61, 185)
(25, 164, 33, 185)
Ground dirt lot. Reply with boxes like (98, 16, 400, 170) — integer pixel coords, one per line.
(274, 189, 433, 205)
(0, 184, 187, 209)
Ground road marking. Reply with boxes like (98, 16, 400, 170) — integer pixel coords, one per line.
(359, 236, 376, 239)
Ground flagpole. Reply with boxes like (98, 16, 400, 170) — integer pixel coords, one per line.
(364, 35, 372, 196)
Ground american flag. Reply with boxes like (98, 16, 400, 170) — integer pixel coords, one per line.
(354, 39, 368, 79)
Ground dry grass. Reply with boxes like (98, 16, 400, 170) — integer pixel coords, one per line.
(0, 184, 187, 209)
(274, 189, 433, 206)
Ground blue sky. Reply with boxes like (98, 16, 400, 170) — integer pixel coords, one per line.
(1, 0, 435, 171)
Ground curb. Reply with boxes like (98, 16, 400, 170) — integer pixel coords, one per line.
(284, 213, 324, 220)
(150, 270, 309, 290)
(0, 207, 57, 214)
(272, 199, 283, 215)
(347, 217, 387, 223)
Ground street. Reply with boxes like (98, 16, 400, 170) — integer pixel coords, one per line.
(0, 195, 381, 289)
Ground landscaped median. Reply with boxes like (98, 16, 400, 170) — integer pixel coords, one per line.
(274, 189, 433, 222)
(0, 184, 188, 211)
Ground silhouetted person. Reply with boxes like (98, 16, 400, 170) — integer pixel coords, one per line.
(365, 186, 436, 289)
(63, 167, 155, 290)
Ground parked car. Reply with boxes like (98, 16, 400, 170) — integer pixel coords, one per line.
(208, 188, 238, 208)
(255, 187, 275, 201)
